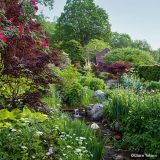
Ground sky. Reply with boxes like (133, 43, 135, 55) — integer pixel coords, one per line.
(39, 0, 160, 50)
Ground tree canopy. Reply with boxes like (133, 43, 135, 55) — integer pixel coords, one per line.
(110, 32, 132, 49)
(55, 0, 111, 46)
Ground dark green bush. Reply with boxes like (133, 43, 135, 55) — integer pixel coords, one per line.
(145, 81, 160, 92)
(60, 40, 85, 64)
(62, 82, 92, 107)
(137, 65, 160, 81)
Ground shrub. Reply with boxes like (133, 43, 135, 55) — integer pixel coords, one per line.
(103, 89, 136, 121)
(145, 81, 160, 92)
(62, 82, 92, 107)
(60, 40, 85, 64)
(89, 78, 105, 91)
(137, 65, 160, 81)
(104, 48, 155, 66)
(120, 75, 144, 93)
(0, 109, 95, 160)
(119, 94, 160, 155)
(107, 61, 133, 76)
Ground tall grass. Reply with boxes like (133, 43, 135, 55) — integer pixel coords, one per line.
(42, 84, 61, 111)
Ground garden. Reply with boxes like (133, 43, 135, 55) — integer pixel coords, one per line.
(0, 0, 160, 160)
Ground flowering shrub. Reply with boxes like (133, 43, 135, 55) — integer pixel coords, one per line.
(0, 0, 59, 110)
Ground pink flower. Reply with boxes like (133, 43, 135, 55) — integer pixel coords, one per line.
(9, 17, 14, 23)
(10, 26, 14, 31)
(0, 33, 7, 43)
(18, 25, 23, 37)
(42, 38, 48, 48)
(34, 5, 38, 11)
(30, 0, 36, 6)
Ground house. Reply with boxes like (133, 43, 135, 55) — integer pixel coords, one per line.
(96, 48, 110, 64)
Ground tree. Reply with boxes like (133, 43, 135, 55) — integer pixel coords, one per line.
(55, 0, 111, 46)
(0, 0, 58, 110)
(132, 40, 151, 52)
(60, 40, 85, 64)
(110, 32, 133, 49)
(104, 48, 155, 66)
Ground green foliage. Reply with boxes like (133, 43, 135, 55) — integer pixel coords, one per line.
(62, 82, 92, 107)
(80, 74, 105, 91)
(0, 75, 36, 109)
(55, 0, 111, 45)
(63, 119, 104, 160)
(104, 48, 155, 66)
(119, 94, 160, 155)
(55, 65, 81, 87)
(60, 40, 85, 64)
(132, 40, 151, 52)
(137, 65, 160, 81)
(41, 84, 61, 111)
(85, 39, 110, 59)
(120, 75, 144, 93)
(145, 81, 160, 92)
(0, 112, 96, 160)
(110, 32, 133, 49)
(104, 88, 160, 155)
(103, 89, 135, 120)
(89, 78, 105, 91)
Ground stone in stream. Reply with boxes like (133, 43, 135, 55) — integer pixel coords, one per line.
(86, 103, 103, 121)
(90, 123, 100, 130)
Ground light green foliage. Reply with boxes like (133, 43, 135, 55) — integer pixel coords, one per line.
(89, 78, 105, 91)
(151, 49, 160, 62)
(55, 65, 81, 87)
(110, 32, 132, 49)
(80, 73, 105, 91)
(132, 40, 151, 52)
(0, 75, 36, 109)
(60, 40, 85, 64)
(104, 48, 155, 66)
(36, 0, 54, 9)
(85, 39, 110, 59)
(0, 107, 47, 128)
(55, 0, 111, 46)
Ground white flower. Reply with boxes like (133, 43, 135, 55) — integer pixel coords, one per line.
(21, 146, 27, 149)
(36, 131, 43, 136)
(11, 129, 17, 132)
(75, 148, 81, 153)
(79, 137, 86, 140)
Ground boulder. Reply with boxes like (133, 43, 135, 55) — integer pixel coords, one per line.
(94, 90, 106, 101)
(86, 103, 103, 121)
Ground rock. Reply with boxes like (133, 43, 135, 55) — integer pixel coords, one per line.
(94, 90, 106, 101)
(106, 80, 119, 89)
(91, 123, 100, 130)
(86, 103, 103, 121)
